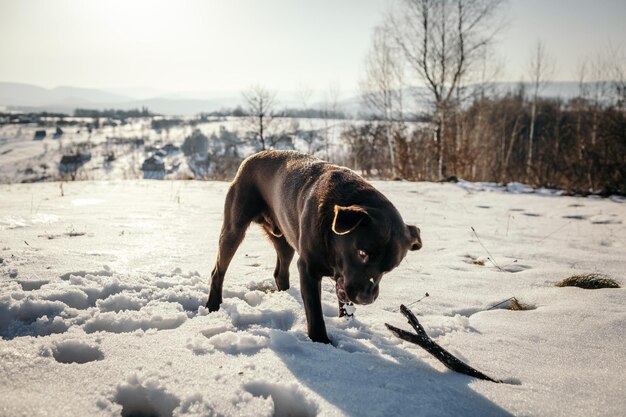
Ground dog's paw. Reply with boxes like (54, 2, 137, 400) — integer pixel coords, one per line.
(309, 333, 332, 344)
(205, 300, 221, 313)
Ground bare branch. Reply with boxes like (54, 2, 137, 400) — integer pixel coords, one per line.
(386, 305, 502, 383)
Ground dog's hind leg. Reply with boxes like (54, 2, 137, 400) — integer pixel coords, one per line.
(207, 185, 256, 312)
(266, 234, 295, 291)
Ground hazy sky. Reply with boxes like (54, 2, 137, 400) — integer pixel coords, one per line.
(1, 0, 625, 95)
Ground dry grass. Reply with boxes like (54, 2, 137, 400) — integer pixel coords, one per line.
(506, 298, 534, 311)
(488, 297, 535, 311)
(250, 283, 278, 294)
(464, 254, 486, 266)
(556, 273, 620, 289)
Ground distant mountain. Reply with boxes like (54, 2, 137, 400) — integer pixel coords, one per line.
(0, 80, 606, 117)
(492, 81, 584, 99)
(0, 82, 348, 116)
(107, 86, 170, 100)
(0, 82, 133, 107)
(121, 96, 245, 115)
(0, 82, 245, 116)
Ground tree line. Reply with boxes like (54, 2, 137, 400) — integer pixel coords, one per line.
(348, 0, 625, 195)
(74, 107, 154, 119)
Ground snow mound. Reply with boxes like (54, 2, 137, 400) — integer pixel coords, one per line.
(206, 331, 269, 355)
(0, 267, 207, 339)
(17, 279, 49, 291)
(244, 381, 318, 417)
(83, 306, 188, 334)
(113, 374, 181, 417)
(96, 293, 145, 313)
(223, 301, 297, 331)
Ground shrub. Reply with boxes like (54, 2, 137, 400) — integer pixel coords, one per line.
(556, 273, 620, 289)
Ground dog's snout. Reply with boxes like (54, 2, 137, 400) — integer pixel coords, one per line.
(355, 293, 376, 305)
(348, 280, 379, 305)
(408, 225, 422, 251)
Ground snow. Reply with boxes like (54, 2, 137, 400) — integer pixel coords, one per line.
(0, 117, 352, 184)
(0, 180, 625, 417)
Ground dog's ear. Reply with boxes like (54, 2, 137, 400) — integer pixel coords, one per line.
(332, 205, 368, 235)
(407, 225, 422, 250)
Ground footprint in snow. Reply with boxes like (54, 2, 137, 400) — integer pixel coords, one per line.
(502, 263, 531, 273)
(592, 219, 622, 224)
(522, 212, 541, 217)
(47, 340, 104, 364)
(562, 214, 587, 220)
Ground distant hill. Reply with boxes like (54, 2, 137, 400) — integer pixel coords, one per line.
(0, 82, 133, 107)
(0, 82, 244, 116)
(0, 80, 606, 117)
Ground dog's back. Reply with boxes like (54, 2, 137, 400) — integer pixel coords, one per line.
(230, 151, 327, 244)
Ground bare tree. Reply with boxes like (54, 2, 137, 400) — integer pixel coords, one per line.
(322, 82, 341, 161)
(467, 47, 503, 178)
(295, 85, 317, 154)
(612, 47, 626, 110)
(526, 39, 554, 179)
(526, 40, 554, 178)
(360, 25, 405, 178)
(242, 85, 276, 151)
(390, 0, 506, 179)
(574, 59, 589, 162)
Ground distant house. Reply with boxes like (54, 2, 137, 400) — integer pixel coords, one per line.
(53, 127, 63, 139)
(161, 143, 180, 154)
(141, 155, 165, 180)
(33, 130, 46, 140)
(59, 152, 91, 174)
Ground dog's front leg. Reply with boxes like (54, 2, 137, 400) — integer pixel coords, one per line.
(298, 259, 331, 344)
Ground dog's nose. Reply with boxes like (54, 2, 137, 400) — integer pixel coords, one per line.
(354, 284, 379, 305)
(354, 294, 371, 305)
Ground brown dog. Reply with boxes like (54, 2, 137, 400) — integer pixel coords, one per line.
(207, 150, 421, 343)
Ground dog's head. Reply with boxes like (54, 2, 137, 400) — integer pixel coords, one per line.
(330, 204, 421, 305)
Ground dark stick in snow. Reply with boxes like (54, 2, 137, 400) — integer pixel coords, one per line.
(385, 304, 501, 383)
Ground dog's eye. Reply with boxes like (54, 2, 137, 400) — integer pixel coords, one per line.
(357, 249, 369, 262)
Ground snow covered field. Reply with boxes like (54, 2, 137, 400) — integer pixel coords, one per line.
(0, 117, 351, 184)
(0, 180, 624, 417)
